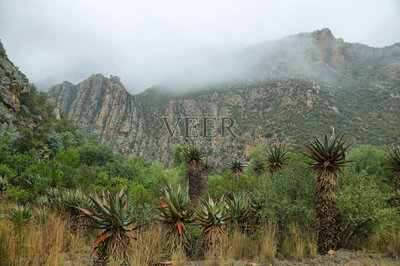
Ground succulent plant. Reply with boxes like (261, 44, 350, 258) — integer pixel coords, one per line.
(387, 146, 400, 190)
(46, 187, 60, 199)
(266, 144, 288, 176)
(229, 159, 245, 178)
(34, 207, 48, 224)
(59, 188, 95, 232)
(253, 159, 265, 177)
(227, 193, 258, 226)
(196, 194, 229, 249)
(9, 205, 32, 231)
(75, 188, 136, 264)
(183, 145, 207, 202)
(303, 134, 353, 254)
(156, 184, 195, 252)
(183, 145, 204, 167)
(37, 195, 50, 207)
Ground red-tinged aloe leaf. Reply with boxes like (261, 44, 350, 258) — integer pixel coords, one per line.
(74, 206, 94, 216)
(156, 202, 168, 208)
(177, 221, 183, 235)
(94, 232, 111, 245)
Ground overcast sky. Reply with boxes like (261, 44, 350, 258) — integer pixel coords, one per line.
(0, 0, 399, 93)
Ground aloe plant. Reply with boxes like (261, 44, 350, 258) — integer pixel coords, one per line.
(253, 159, 265, 177)
(303, 134, 353, 254)
(46, 187, 60, 199)
(155, 184, 195, 252)
(183, 145, 207, 202)
(196, 194, 230, 249)
(387, 146, 400, 190)
(229, 159, 245, 178)
(9, 205, 32, 231)
(266, 144, 288, 176)
(227, 193, 258, 227)
(37, 195, 49, 207)
(59, 188, 95, 232)
(34, 207, 48, 224)
(75, 188, 136, 264)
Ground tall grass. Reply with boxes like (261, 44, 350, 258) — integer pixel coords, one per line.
(0, 211, 90, 265)
(0, 201, 398, 264)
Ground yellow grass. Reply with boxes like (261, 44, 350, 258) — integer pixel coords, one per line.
(0, 200, 397, 265)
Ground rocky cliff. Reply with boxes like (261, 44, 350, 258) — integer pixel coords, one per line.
(48, 29, 400, 166)
(0, 40, 30, 137)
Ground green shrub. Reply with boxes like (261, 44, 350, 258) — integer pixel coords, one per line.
(348, 145, 392, 184)
(6, 185, 31, 204)
(253, 159, 316, 230)
(338, 168, 399, 248)
(78, 142, 113, 166)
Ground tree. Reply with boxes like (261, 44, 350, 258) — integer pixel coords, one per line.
(183, 145, 206, 202)
(303, 134, 353, 254)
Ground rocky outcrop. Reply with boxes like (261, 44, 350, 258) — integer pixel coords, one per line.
(49, 74, 146, 156)
(0, 40, 30, 139)
(0, 41, 29, 113)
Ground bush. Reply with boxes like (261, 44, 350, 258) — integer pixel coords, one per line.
(347, 145, 392, 185)
(338, 168, 399, 247)
(253, 159, 316, 231)
(47, 132, 64, 156)
(78, 142, 113, 166)
(14, 129, 35, 153)
(6, 185, 31, 204)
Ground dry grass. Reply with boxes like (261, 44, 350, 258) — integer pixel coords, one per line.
(280, 224, 317, 260)
(368, 227, 400, 255)
(0, 210, 90, 265)
(0, 201, 398, 265)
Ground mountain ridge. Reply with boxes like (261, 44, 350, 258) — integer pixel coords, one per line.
(47, 28, 400, 166)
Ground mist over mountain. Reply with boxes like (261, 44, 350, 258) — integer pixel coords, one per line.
(47, 29, 400, 166)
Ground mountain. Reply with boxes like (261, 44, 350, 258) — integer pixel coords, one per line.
(47, 29, 400, 166)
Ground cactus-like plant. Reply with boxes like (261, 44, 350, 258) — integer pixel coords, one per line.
(183, 145, 207, 202)
(37, 195, 49, 207)
(387, 146, 400, 190)
(229, 159, 245, 178)
(9, 205, 32, 231)
(266, 144, 288, 176)
(303, 134, 353, 254)
(46, 187, 60, 199)
(227, 193, 258, 226)
(156, 184, 195, 252)
(196, 194, 230, 249)
(59, 189, 95, 232)
(253, 160, 265, 177)
(75, 188, 136, 264)
(34, 207, 48, 224)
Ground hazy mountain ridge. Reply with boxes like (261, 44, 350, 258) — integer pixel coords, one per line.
(46, 28, 400, 166)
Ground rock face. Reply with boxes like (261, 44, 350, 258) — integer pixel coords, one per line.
(48, 29, 400, 166)
(48, 74, 146, 157)
(0, 41, 29, 113)
(0, 40, 30, 138)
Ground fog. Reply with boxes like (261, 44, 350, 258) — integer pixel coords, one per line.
(0, 0, 399, 93)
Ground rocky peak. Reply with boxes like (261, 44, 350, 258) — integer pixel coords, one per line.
(312, 28, 335, 41)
